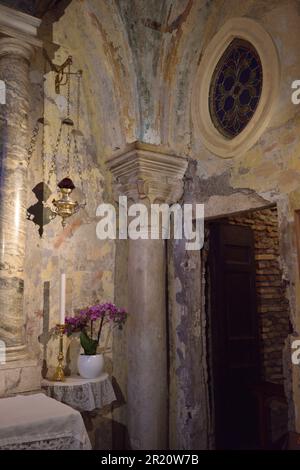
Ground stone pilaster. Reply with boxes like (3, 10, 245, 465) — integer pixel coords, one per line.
(107, 142, 188, 449)
(0, 4, 41, 382)
(0, 37, 35, 362)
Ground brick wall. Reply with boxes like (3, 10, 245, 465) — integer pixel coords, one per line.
(228, 207, 290, 384)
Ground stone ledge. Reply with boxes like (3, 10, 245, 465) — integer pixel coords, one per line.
(0, 358, 36, 370)
(0, 4, 42, 48)
(0, 359, 41, 397)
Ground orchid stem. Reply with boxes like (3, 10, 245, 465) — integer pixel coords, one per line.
(97, 315, 104, 346)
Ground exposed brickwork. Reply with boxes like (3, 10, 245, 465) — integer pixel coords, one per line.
(228, 207, 290, 384)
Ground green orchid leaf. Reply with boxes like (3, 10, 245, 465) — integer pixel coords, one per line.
(80, 330, 98, 355)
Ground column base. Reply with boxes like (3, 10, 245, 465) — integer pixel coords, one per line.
(5, 344, 28, 362)
(0, 359, 41, 397)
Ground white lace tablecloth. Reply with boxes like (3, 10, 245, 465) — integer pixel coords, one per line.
(41, 373, 116, 412)
(0, 393, 91, 450)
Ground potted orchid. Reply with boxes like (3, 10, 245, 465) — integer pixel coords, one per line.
(65, 302, 127, 379)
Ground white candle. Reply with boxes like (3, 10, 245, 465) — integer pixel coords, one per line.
(59, 272, 66, 324)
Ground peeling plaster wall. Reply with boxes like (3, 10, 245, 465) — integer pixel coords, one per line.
(168, 235, 213, 449)
(156, 0, 300, 443)
(21, 0, 141, 447)
(24, 0, 139, 378)
(20, 0, 300, 448)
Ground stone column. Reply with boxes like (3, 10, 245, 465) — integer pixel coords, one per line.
(127, 235, 167, 449)
(0, 37, 35, 361)
(107, 142, 187, 449)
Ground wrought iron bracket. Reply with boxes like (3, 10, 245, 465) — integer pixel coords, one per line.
(43, 50, 82, 93)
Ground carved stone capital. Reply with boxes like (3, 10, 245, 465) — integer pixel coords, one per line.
(106, 142, 188, 205)
(0, 37, 35, 62)
(0, 5, 41, 64)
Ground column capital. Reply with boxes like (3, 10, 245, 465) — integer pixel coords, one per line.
(106, 141, 188, 205)
(0, 4, 42, 60)
(0, 37, 35, 62)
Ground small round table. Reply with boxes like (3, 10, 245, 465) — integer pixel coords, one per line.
(41, 373, 116, 412)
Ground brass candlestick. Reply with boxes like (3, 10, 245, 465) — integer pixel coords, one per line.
(52, 324, 66, 382)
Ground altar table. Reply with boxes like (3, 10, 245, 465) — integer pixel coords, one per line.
(0, 393, 91, 450)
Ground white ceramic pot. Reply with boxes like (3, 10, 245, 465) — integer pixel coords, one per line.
(77, 353, 104, 379)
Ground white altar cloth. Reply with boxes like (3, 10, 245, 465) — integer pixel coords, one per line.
(42, 373, 116, 412)
(0, 393, 91, 450)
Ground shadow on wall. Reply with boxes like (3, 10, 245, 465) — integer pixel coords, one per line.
(38, 281, 51, 378)
(27, 182, 55, 237)
(81, 378, 129, 450)
(82, 412, 131, 450)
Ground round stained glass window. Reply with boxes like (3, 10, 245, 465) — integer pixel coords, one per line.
(209, 38, 263, 139)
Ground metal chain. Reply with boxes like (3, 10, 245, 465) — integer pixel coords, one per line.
(45, 61, 84, 189)
(48, 121, 62, 186)
(41, 55, 48, 183)
(27, 62, 85, 188)
(74, 70, 85, 201)
(74, 134, 83, 193)
(65, 62, 72, 176)
(66, 128, 71, 177)
(73, 133, 85, 203)
(41, 117, 47, 183)
(27, 117, 52, 185)
(27, 120, 41, 164)
(76, 71, 82, 130)
(67, 61, 71, 119)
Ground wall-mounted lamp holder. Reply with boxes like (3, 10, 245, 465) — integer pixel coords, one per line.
(43, 50, 82, 94)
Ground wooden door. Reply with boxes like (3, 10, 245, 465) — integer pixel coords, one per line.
(209, 223, 260, 449)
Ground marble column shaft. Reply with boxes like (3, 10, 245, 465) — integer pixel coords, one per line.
(0, 38, 34, 360)
(127, 236, 168, 449)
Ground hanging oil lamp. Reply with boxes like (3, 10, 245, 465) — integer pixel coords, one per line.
(49, 115, 86, 228)
(26, 56, 85, 232)
(49, 63, 86, 228)
(52, 177, 80, 228)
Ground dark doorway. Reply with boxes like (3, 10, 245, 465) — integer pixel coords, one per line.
(206, 207, 290, 449)
(208, 222, 261, 449)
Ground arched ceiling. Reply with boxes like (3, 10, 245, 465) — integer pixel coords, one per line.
(0, 0, 71, 18)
